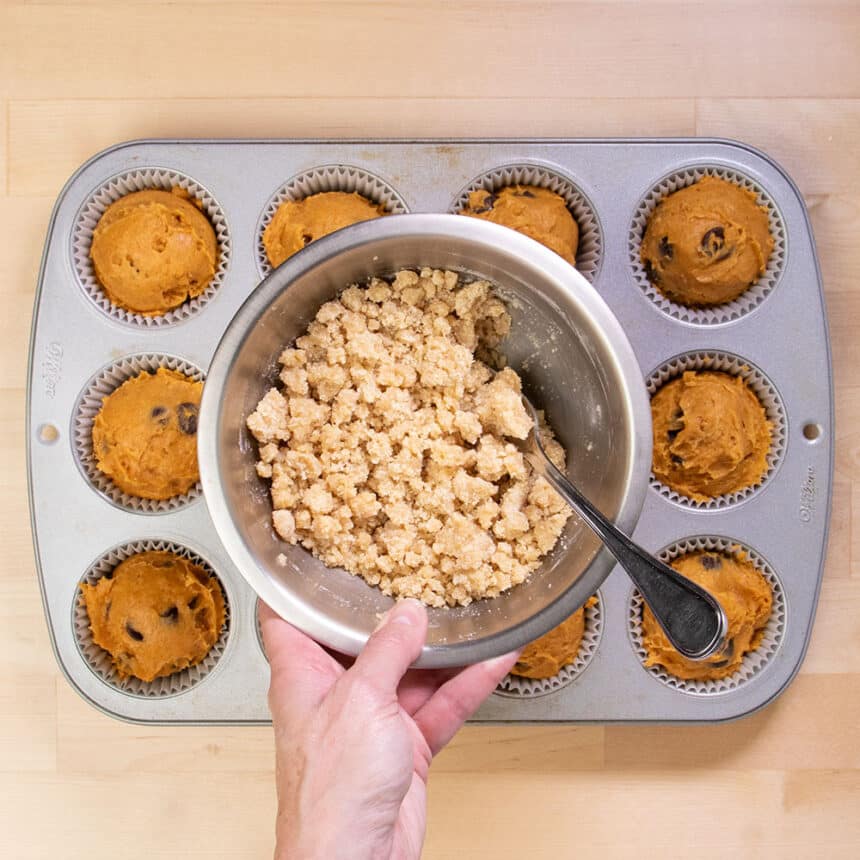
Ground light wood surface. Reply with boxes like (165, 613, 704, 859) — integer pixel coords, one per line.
(2, 2, 859, 857)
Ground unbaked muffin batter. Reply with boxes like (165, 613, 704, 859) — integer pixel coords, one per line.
(640, 176, 773, 306)
(641, 550, 772, 681)
(90, 188, 218, 315)
(247, 268, 571, 608)
(651, 370, 771, 501)
(460, 185, 579, 264)
(263, 191, 387, 267)
(81, 550, 225, 683)
(92, 367, 203, 500)
(511, 596, 597, 680)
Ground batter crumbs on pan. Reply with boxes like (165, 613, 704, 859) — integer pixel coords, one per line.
(246, 268, 571, 607)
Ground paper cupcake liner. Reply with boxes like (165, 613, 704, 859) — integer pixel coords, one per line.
(628, 164, 786, 325)
(73, 539, 231, 699)
(495, 592, 603, 698)
(646, 350, 787, 510)
(451, 163, 602, 283)
(256, 165, 409, 277)
(72, 353, 205, 514)
(71, 167, 231, 328)
(627, 536, 786, 696)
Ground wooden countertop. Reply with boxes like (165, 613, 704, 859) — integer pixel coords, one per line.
(1, 2, 858, 857)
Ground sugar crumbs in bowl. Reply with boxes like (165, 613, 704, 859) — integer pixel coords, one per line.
(246, 268, 572, 607)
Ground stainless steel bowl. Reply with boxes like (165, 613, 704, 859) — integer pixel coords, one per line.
(199, 214, 651, 668)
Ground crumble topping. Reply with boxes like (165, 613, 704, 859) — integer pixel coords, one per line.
(247, 268, 570, 607)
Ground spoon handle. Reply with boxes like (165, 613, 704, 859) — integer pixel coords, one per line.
(525, 451, 728, 661)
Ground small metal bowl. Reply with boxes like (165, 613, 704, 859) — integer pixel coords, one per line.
(199, 214, 651, 668)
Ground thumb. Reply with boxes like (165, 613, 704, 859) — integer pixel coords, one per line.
(351, 599, 428, 693)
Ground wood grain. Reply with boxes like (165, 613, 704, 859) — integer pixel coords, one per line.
(697, 99, 860, 194)
(1, 3, 858, 100)
(1, 2, 858, 858)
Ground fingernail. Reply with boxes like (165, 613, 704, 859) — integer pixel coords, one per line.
(376, 599, 423, 631)
(395, 598, 426, 626)
(390, 607, 415, 627)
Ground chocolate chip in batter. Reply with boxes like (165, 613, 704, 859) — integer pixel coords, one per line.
(471, 192, 498, 214)
(150, 405, 170, 426)
(160, 605, 179, 623)
(667, 408, 684, 442)
(177, 402, 199, 435)
(700, 226, 726, 257)
(670, 454, 684, 466)
(125, 623, 144, 642)
(699, 554, 723, 570)
(187, 595, 200, 610)
(658, 236, 674, 259)
(643, 259, 660, 285)
(515, 190, 536, 198)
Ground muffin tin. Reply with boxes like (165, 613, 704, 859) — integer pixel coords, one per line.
(27, 139, 833, 724)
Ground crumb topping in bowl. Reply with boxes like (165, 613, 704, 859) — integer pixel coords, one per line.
(246, 268, 571, 607)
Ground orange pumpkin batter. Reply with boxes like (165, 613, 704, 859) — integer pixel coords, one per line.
(460, 185, 579, 264)
(93, 367, 202, 500)
(511, 597, 597, 679)
(263, 191, 386, 267)
(640, 176, 773, 306)
(641, 550, 772, 681)
(651, 371, 771, 501)
(81, 551, 225, 683)
(90, 188, 217, 315)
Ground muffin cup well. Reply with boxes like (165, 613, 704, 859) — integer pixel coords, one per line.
(71, 167, 231, 327)
(627, 536, 786, 696)
(451, 163, 602, 283)
(629, 164, 786, 325)
(255, 165, 409, 277)
(495, 592, 603, 698)
(646, 350, 787, 510)
(73, 539, 231, 699)
(72, 353, 205, 514)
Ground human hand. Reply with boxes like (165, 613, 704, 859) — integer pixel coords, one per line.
(260, 599, 519, 860)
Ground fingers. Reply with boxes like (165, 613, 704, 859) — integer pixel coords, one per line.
(413, 650, 520, 755)
(396, 669, 459, 716)
(260, 602, 343, 718)
(351, 599, 428, 694)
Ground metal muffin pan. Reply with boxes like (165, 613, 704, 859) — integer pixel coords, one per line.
(27, 138, 833, 724)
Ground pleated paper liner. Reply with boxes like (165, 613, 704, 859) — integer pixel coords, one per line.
(627, 536, 786, 696)
(646, 350, 787, 511)
(72, 353, 205, 514)
(255, 165, 409, 278)
(628, 163, 786, 325)
(72, 167, 231, 327)
(495, 591, 603, 698)
(450, 163, 603, 283)
(73, 539, 231, 699)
